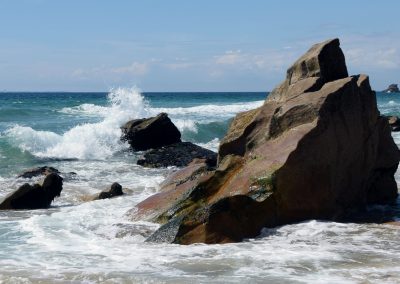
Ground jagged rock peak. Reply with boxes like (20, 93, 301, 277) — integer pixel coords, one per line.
(268, 38, 349, 102)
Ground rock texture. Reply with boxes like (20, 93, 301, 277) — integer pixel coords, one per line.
(137, 142, 217, 168)
(0, 173, 63, 210)
(121, 113, 181, 151)
(129, 38, 400, 244)
(383, 84, 399, 93)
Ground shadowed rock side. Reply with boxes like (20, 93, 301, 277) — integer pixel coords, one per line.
(0, 173, 63, 210)
(128, 38, 400, 244)
(137, 142, 217, 168)
(18, 166, 60, 179)
(121, 113, 181, 151)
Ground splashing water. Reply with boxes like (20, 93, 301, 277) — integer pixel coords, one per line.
(4, 88, 150, 160)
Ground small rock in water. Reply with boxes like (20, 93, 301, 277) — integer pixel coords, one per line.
(18, 166, 60, 179)
(86, 182, 124, 201)
(385, 115, 400, 132)
(0, 173, 63, 210)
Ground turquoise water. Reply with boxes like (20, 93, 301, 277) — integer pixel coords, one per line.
(0, 90, 265, 177)
(0, 89, 399, 283)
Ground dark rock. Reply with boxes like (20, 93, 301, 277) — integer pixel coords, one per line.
(98, 182, 124, 200)
(129, 38, 400, 245)
(137, 142, 217, 168)
(384, 115, 400, 132)
(18, 166, 60, 179)
(383, 84, 399, 93)
(121, 113, 181, 151)
(0, 173, 63, 210)
(88, 182, 124, 201)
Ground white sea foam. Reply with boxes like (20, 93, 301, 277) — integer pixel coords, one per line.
(60, 103, 108, 116)
(4, 88, 150, 160)
(151, 100, 263, 118)
(197, 138, 220, 152)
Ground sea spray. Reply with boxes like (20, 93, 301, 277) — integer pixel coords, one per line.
(5, 88, 150, 160)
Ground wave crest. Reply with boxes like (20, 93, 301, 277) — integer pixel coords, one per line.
(5, 87, 149, 160)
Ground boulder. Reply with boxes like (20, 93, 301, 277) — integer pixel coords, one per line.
(383, 84, 400, 93)
(137, 142, 217, 168)
(18, 166, 60, 179)
(130, 39, 400, 244)
(121, 113, 181, 151)
(88, 182, 124, 201)
(129, 38, 400, 244)
(0, 173, 63, 210)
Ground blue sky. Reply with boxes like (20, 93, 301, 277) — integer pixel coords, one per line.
(0, 0, 399, 91)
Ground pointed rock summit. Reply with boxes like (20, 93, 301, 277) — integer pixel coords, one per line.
(128, 38, 400, 244)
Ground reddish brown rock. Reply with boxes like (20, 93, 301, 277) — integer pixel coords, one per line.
(129, 38, 400, 244)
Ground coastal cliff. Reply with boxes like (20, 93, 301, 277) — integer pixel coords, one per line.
(128, 38, 400, 244)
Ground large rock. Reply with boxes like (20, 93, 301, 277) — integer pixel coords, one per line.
(0, 173, 63, 210)
(128, 38, 400, 244)
(121, 113, 181, 151)
(137, 142, 217, 168)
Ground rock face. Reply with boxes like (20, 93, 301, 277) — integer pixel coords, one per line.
(137, 142, 217, 168)
(121, 113, 181, 151)
(0, 173, 63, 210)
(383, 84, 399, 93)
(129, 38, 400, 244)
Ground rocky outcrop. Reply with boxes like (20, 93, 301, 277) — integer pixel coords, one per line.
(128, 39, 400, 244)
(88, 182, 124, 201)
(18, 166, 60, 179)
(383, 84, 399, 93)
(121, 113, 181, 151)
(0, 173, 63, 210)
(137, 142, 217, 168)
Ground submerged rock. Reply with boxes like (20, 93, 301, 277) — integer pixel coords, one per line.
(383, 84, 399, 93)
(18, 166, 60, 179)
(137, 142, 217, 168)
(129, 38, 400, 244)
(89, 182, 124, 201)
(0, 173, 63, 210)
(121, 113, 181, 151)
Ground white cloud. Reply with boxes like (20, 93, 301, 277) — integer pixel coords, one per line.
(71, 61, 149, 79)
(340, 35, 400, 70)
(215, 50, 243, 65)
(111, 62, 149, 75)
(212, 48, 297, 76)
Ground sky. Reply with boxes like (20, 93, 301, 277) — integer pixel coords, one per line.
(0, 0, 399, 92)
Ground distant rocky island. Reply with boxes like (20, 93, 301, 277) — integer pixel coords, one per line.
(383, 84, 399, 93)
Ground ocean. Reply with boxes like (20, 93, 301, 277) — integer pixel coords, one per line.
(0, 89, 399, 283)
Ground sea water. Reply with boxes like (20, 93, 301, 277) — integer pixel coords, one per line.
(0, 89, 399, 283)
